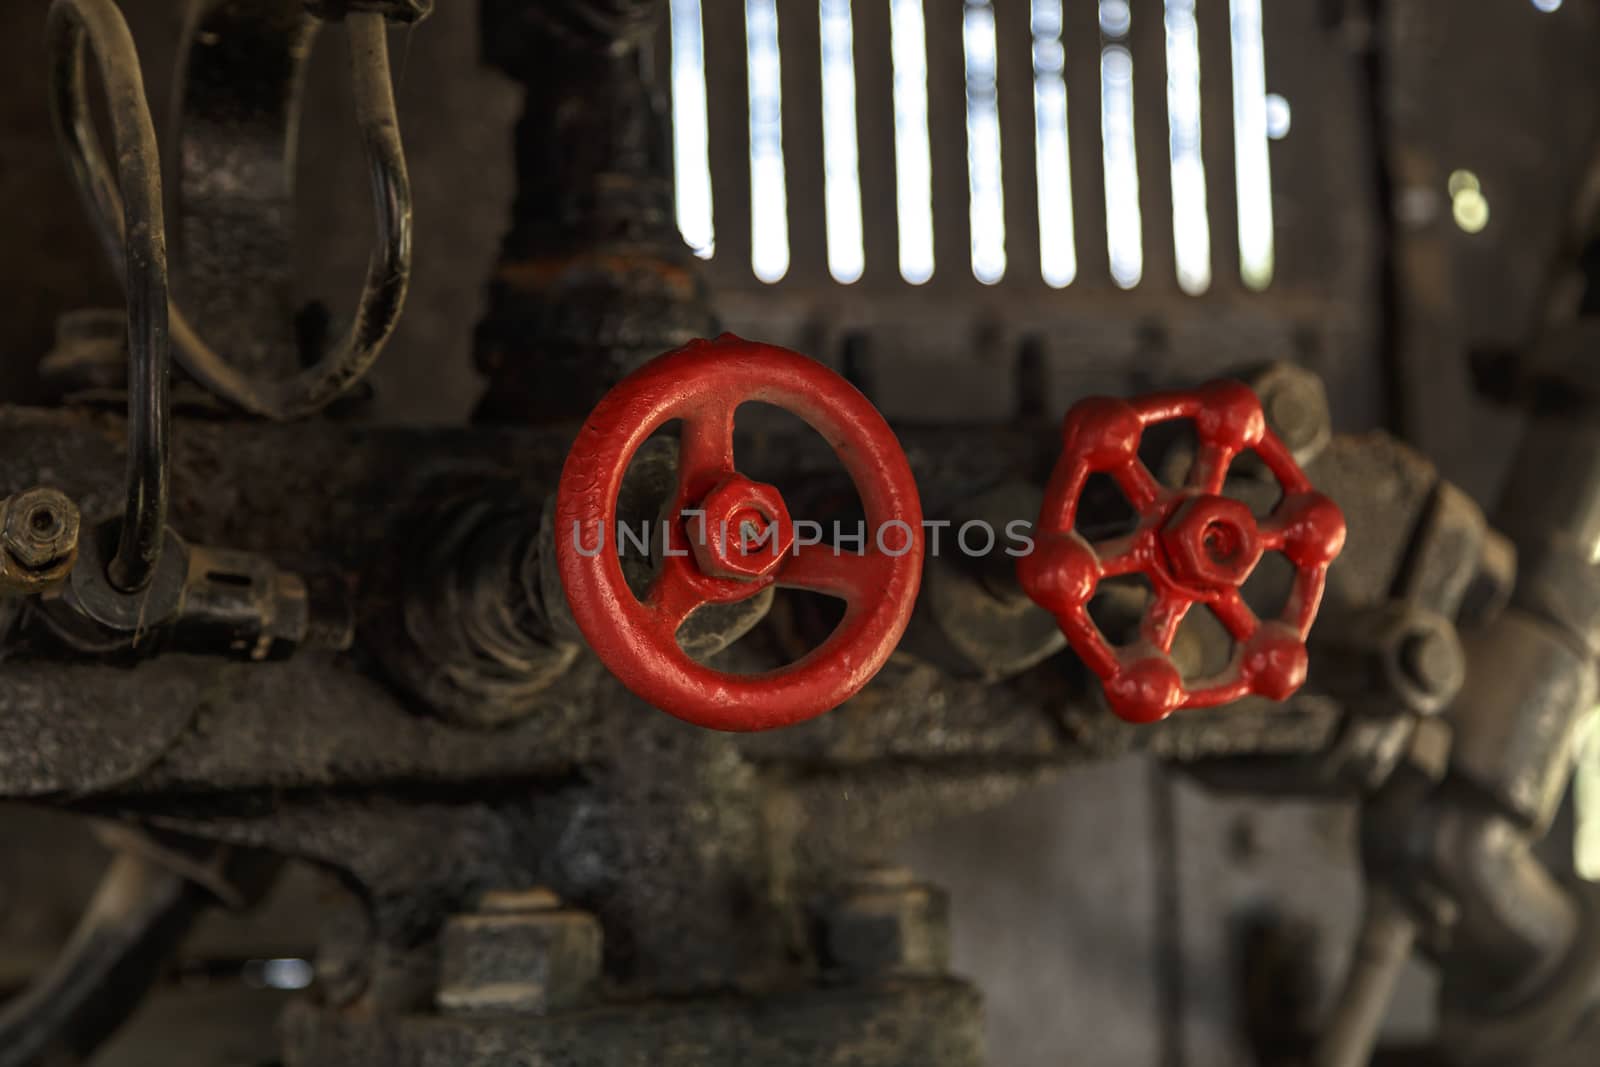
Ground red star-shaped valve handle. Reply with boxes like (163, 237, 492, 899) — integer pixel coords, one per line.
(555, 335, 924, 732)
(1016, 381, 1346, 724)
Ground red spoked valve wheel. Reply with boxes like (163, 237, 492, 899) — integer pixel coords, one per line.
(555, 335, 924, 732)
(1017, 381, 1346, 724)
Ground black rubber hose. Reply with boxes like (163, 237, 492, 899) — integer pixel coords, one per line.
(45, 0, 170, 594)
(0, 852, 206, 1067)
(50, 3, 412, 420)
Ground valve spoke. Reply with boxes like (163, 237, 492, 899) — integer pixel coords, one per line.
(1094, 531, 1150, 577)
(1143, 592, 1192, 651)
(1188, 442, 1234, 495)
(1114, 461, 1166, 511)
(646, 551, 716, 634)
(675, 398, 739, 503)
(779, 542, 890, 604)
(1209, 589, 1260, 641)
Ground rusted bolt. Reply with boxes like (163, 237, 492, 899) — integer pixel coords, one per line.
(2, 488, 81, 573)
(820, 865, 951, 980)
(435, 887, 602, 1016)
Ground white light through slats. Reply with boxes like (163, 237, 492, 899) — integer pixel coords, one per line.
(1099, 0, 1142, 290)
(819, 0, 864, 282)
(668, 0, 714, 258)
(1031, 0, 1076, 288)
(890, 0, 935, 283)
(1230, 0, 1274, 290)
(746, 0, 790, 282)
(963, 1, 1006, 284)
(1165, 0, 1211, 294)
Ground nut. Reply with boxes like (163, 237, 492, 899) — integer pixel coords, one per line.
(2, 487, 81, 572)
(1250, 363, 1332, 465)
(1400, 627, 1463, 698)
(1159, 495, 1263, 592)
(436, 887, 602, 1016)
(820, 866, 951, 979)
(685, 473, 795, 582)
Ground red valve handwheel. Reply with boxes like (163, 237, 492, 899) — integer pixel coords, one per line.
(1017, 381, 1346, 724)
(555, 335, 924, 732)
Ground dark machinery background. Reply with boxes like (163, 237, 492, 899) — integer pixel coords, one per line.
(2, 1, 1600, 1065)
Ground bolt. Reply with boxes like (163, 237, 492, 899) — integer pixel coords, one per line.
(435, 887, 602, 1016)
(1399, 627, 1463, 704)
(1267, 386, 1315, 447)
(1251, 364, 1332, 465)
(820, 866, 950, 980)
(476, 887, 562, 914)
(2, 488, 81, 572)
(686, 473, 796, 582)
(1158, 495, 1263, 592)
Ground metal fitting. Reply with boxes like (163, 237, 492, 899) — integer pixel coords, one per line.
(1312, 604, 1465, 719)
(368, 485, 578, 727)
(1447, 610, 1595, 831)
(35, 519, 349, 661)
(820, 866, 951, 980)
(1435, 882, 1600, 1065)
(1407, 807, 1580, 1009)
(902, 481, 1066, 681)
(686, 473, 795, 582)
(174, 545, 348, 660)
(0, 488, 80, 592)
(1459, 527, 1516, 629)
(1251, 361, 1333, 466)
(436, 887, 602, 1016)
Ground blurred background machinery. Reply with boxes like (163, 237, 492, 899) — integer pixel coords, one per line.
(1, 0, 1600, 1065)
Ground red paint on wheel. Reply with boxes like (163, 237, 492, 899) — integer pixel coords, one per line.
(1018, 382, 1346, 723)
(556, 335, 924, 732)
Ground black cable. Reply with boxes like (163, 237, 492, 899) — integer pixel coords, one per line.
(45, 0, 170, 594)
(51, 5, 412, 421)
(0, 852, 206, 1067)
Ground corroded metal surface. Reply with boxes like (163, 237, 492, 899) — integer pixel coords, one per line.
(283, 980, 985, 1067)
(0, 405, 1364, 801)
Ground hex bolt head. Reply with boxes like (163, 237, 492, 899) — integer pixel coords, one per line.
(1401, 632, 1446, 691)
(1398, 627, 1465, 707)
(436, 888, 602, 1016)
(2, 488, 81, 572)
(686, 473, 796, 581)
(1158, 495, 1263, 593)
(820, 866, 951, 980)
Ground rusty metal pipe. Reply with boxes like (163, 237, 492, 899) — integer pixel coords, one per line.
(1312, 891, 1417, 1067)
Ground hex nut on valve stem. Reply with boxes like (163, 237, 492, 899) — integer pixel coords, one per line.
(0, 487, 81, 593)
